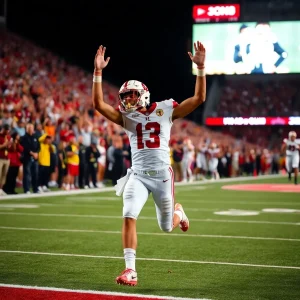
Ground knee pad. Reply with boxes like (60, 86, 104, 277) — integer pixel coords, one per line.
(159, 224, 173, 232)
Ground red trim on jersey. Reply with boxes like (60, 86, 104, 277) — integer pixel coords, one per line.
(169, 166, 175, 229)
(172, 100, 179, 108)
(137, 102, 157, 115)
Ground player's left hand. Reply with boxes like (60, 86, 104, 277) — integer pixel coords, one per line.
(188, 41, 206, 69)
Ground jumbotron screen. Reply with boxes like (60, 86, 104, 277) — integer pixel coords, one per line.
(192, 21, 300, 75)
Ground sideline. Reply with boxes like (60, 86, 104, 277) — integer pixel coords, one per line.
(0, 283, 212, 300)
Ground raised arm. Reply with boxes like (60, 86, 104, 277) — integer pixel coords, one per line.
(172, 41, 206, 121)
(92, 45, 123, 126)
(281, 139, 287, 154)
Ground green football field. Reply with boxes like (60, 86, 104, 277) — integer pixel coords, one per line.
(0, 175, 299, 300)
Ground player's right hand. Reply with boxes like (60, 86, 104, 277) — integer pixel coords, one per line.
(188, 41, 206, 69)
(94, 45, 110, 71)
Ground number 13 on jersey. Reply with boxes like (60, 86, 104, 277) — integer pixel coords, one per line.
(136, 122, 160, 149)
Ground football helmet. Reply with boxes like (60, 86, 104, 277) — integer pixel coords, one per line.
(119, 80, 150, 112)
(289, 131, 297, 140)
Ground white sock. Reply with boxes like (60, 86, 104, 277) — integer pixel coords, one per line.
(124, 248, 136, 271)
(174, 210, 183, 221)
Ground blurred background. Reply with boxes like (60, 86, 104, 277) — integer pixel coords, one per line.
(0, 0, 300, 194)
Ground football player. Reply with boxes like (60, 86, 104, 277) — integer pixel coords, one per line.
(92, 41, 206, 286)
(282, 131, 299, 185)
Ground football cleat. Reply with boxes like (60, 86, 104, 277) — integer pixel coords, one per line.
(115, 268, 138, 286)
(175, 203, 189, 232)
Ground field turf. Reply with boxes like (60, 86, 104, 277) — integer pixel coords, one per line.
(0, 175, 299, 300)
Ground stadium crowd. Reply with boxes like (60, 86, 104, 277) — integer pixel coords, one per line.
(0, 31, 290, 195)
(215, 78, 300, 117)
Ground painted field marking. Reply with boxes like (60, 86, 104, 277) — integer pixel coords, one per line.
(0, 212, 299, 226)
(0, 226, 299, 242)
(180, 199, 300, 206)
(0, 250, 299, 270)
(0, 204, 39, 208)
(262, 208, 300, 213)
(0, 174, 283, 200)
(214, 208, 300, 216)
(222, 184, 300, 193)
(0, 284, 212, 300)
(214, 209, 260, 216)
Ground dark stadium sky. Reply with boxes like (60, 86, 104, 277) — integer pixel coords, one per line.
(5, 0, 227, 121)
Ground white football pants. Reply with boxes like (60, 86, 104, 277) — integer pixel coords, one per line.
(123, 166, 175, 232)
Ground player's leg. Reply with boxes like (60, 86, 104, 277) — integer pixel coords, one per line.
(201, 157, 208, 179)
(213, 158, 220, 179)
(292, 155, 299, 185)
(152, 167, 189, 233)
(294, 168, 298, 185)
(285, 156, 292, 181)
(116, 174, 149, 286)
(209, 158, 219, 180)
(181, 159, 188, 182)
(194, 154, 202, 180)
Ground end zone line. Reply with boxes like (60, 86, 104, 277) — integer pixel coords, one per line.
(0, 283, 212, 300)
(0, 250, 299, 270)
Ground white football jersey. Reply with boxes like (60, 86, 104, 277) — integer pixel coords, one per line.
(283, 139, 300, 156)
(208, 148, 220, 159)
(120, 99, 178, 170)
(182, 144, 195, 161)
(199, 145, 208, 156)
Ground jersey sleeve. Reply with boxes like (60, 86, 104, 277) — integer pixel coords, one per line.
(162, 98, 179, 108)
(160, 99, 179, 123)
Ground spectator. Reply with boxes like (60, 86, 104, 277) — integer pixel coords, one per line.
(107, 135, 125, 185)
(65, 135, 79, 190)
(85, 141, 100, 188)
(78, 135, 89, 189)
(172, 141, 183, 182)
(57, 140, 68, 189)
(12, 119, 26, 137)
(0, 124, 12, 195)
(38, 134, 54, 192)
(96, 138, 106, 188)
(20, 123, 40, 194)
(3, 132, 23, 194)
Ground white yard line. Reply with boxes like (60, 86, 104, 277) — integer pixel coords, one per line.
(0, 174, 283, 200)
(0, 283, 212, 300)
(0, 211, 299, 226)
(0, 226, 299, 242)
(0, 249, 299, 270)
(11, 203, 213, 212)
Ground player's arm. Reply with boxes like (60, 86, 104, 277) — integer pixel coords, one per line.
(172, 41, 206, 121)
(281, 139, 287, 154)
(92, 45, 123, 127)
(273, 42, 287, 68)
(233, 44, 243, 63)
